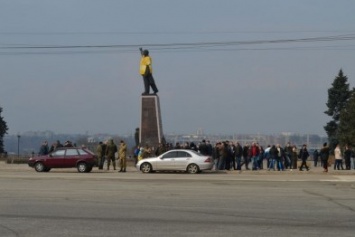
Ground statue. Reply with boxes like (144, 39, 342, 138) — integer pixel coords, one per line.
(139, 48, 158, 95)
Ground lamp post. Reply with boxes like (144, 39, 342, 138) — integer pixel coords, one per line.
(17, 134, 21, 158)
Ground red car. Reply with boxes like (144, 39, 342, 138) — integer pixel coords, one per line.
(28, 147, 97, 173)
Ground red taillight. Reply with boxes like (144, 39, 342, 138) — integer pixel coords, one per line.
(204, 157, 212, 163)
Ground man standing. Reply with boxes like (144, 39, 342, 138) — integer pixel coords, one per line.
(268, 145, 278, 171)
(199, 139, 208, 155)
(118, 140, 127, 172)
(39, 141, 49, 155)
(206, 140, 213, 157)
(235, 142, 243, 170)
(139, 48, 158, 95)
(344, 144, 352, 170)
(155, 143, 166, 156)
(320, 142, 330, 172)
(96, 142, 103, 170)
(106, 139, 117, 170)
(276, 144, 285, 171)
(299, 144, 310, 171)
(242, 143, 250, 170)
(96, 141, 106, 170)
(284, 142, 293, 169)
(250, 142, 260, 170)
(313, 149, 319, 167)
(218, 142, 229, 170)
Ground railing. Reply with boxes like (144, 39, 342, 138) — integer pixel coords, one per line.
(0, 155, 29, 164)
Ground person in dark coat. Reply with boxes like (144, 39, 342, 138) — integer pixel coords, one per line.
(344, 144, 352, 170)
(199, 140, 208, 155)
(319, 143, 330, 172)
(38, 141, 49, 155)
(242, 143, 250, 170)
(235, 142, 243, 170)
(268, 145, 278, 171)
(313, 149, 319, 167)
(299, 144, 310, 171)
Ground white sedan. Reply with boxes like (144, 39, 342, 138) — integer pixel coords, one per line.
(136, 149, 214, 174)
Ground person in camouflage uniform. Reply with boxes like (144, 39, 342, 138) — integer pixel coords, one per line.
(105, 139, 117, 170)
(96, 141, 107, 170)
(118, 140, 127, 172)
(96, 142, 103, 170)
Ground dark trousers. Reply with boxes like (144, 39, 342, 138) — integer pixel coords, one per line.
(344, 158, 351, 170)
(276, 157, 284, 171)
(284, 155, 291, 169)
(225, 156, 231, 170)
(258, 155, 264, 169)
(322, 158, 328, 171)
(218, 156, 226, 170)
(299, 159, 309, 170)
(314, 157, 318, 167)
(334, 159, 344, 170)
(231, 156, 236, 170)
(242, 156, 250, 170)
(99, 156, 106, 169)
(143, 74, 158, 94)
(236, 156, 242, 170)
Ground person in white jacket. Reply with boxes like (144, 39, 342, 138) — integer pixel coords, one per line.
(334, 144, 344, 170)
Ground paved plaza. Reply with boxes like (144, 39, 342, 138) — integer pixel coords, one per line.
(1, 162, 355, 237)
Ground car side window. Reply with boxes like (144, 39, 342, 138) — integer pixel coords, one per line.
(177, 151, 192, 158)
(78, 149, 89, 156)
(162, 151, 178, 159)
(51, 150, 65, 157)
(65, 149, 79, 156)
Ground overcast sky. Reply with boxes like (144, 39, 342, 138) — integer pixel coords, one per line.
(1, 0, 355, 136)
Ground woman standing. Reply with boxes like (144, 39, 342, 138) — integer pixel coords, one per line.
(334, 143, 344, 170)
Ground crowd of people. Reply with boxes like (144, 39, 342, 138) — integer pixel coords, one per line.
(38, 138, 355, 173)
(38, 140, 75, 156)
(96, 139, 127, 172)
(133, 140, 355, 173)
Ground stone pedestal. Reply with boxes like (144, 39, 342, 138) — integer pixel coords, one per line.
(140, 95, 164, 148)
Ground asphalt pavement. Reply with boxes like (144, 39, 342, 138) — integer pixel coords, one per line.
(1, 162, 355, 237)
(1, 161, 355, 182)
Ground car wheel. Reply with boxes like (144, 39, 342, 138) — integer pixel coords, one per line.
(140, 162, 152, 173)
(187, 164, 199, 174)
(86, 166, 93, 173)
(34, 162, 45, 172)
(77, 162, 88, 173)
(43, 168, 51, 172)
